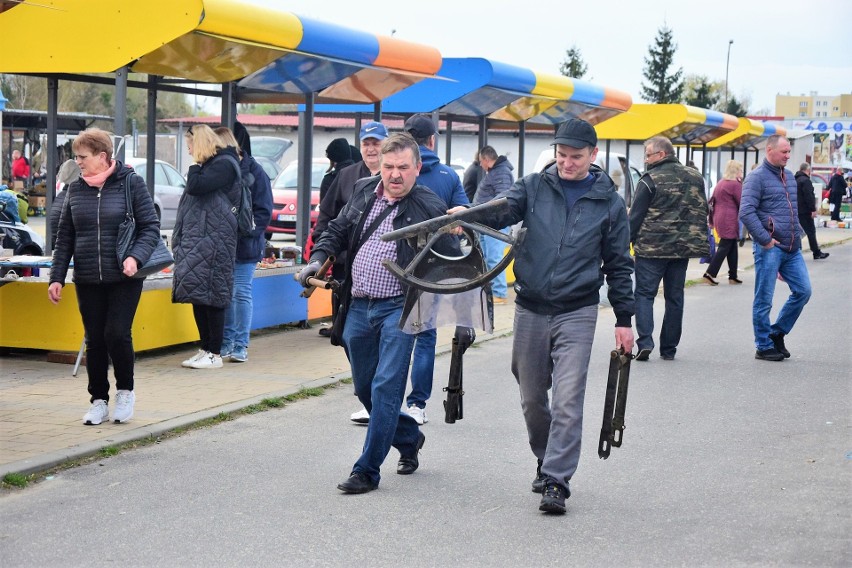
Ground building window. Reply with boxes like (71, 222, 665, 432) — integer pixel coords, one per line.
(799, 112, 806, 117)
(799, 101, 808, 107)
(833, 106, 839, 111)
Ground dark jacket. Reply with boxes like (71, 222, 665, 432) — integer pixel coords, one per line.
(319, 158, 354, 204)
(417, 146, 469, 208)
(630, 156, 710, 258)
(50, 162, 160, 285)
(795, 171, 817, 216)
(48, 189, 67, 248)
(462, 161, 484, 203)
(309, 176, 452, 295)
(172, 148, 241, 308)
(828, 173, 847, 200)
(312, 160, 373, 243)
(490, 164, 634, 326)
(473, 156, 514, 205)
(235, 153, 273, 263)
(740, 159, 801, 252)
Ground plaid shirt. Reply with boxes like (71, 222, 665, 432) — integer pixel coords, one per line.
(351, 182, 403, 298)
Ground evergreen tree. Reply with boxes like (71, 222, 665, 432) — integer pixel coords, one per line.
(682, 75, 721, 109)
(640, 26, 684, 103)
(559, 45, 588, 79)
(723, 95, 749, 117)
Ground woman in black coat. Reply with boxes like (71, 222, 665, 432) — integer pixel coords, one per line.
(49, 128, 160, 425)
(172, 124, 240, 369)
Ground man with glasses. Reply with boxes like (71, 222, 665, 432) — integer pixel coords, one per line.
(630, 136, 709, 362)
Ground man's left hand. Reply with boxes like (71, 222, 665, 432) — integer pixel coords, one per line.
(615, 326, 634, 354)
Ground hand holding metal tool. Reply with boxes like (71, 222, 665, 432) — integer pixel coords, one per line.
(296, 255, 337, 298)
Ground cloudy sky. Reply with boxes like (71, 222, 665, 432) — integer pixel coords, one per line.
(249, 0, 851, 114)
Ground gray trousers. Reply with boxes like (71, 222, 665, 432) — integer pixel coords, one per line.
(511, 304, 598, 487)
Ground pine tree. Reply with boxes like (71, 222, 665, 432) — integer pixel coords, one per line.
(559, 45, 588, 79)
(641, 26, 684, 103)
(723, 95, 749, 117)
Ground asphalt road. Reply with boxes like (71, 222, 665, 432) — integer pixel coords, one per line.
(1, 244, 850, 567)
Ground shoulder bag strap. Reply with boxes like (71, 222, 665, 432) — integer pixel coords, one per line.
(124, 171, 136, 221)
(356, 201, 397, 251)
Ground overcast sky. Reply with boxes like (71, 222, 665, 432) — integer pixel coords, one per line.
(248, 0, 851, 115)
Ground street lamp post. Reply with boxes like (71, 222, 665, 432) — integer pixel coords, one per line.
(725, 39, 734, 110)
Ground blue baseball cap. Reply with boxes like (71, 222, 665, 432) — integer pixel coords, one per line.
(359, 121, 388, 141)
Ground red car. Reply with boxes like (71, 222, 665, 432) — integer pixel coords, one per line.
(267, 158, 329, 234)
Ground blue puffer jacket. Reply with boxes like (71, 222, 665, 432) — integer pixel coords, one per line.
(739, 160, 801, 252)
(473, 156, 514, 205)
(417, 146, 469, 207)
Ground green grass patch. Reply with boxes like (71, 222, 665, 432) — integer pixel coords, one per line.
(2, 473, 29, 488)
(99, 446, 120, 457)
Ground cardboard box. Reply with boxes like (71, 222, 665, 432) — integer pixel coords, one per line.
(13, 180, 24, 190)
(28, 196, 46, 208)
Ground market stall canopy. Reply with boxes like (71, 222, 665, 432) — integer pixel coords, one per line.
(0, 0, 201, 73)
(0, 0, 442, 105)
(705, 117, 787, 149)
(595, 104, 739, 144)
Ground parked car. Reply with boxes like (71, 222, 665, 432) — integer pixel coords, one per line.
(267, 158, 329, 235)
(0, 199, 44, 255)
(255, 156, 282, 181)
(124, 158, 186, 231)
(252, 136, 293, 164)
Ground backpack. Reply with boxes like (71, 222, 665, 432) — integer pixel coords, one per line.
(224, 156, 256, 238)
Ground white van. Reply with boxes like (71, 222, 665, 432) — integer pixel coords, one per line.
(533, 148, 642, 206)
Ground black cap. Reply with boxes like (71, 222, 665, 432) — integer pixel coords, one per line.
(553, 118, 597, 148)
(404, 114, 437, 139)
(325, 138, 351, 163)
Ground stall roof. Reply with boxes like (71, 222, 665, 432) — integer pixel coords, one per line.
(594, 104, 739, 144)
(2, 109, 113, 132)
(705, 117, 787, 149)
(0, 0, 442, 105)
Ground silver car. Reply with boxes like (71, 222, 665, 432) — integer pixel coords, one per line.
(125, 158, 186, 230)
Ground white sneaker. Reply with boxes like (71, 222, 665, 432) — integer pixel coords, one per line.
(350, 407, 370, 424)
(181, 349, 206, 368)
(407, 405, 428, 425)
(188, 352, 223, 369)
(112, 390, 135, 423)
(83, 400, 109, 425)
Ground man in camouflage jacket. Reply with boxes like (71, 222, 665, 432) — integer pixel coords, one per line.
(629, 136, 710, 361)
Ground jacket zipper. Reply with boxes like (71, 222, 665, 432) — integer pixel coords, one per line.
(97, 188, 103, 280)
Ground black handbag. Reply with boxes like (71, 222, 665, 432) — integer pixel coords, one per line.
(116, 173, 174, 279)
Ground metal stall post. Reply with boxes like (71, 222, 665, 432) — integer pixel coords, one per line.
(145, 75, 158, 199)
(221, 82, 236, 129)
(478, 115, 487, 149)
(45, 77, 58, 252)
(373, 101, 382, 122)
(114, 67, 128, 162)
(445, 116, 453, 165)
(518, 121, 525, 177)
(295, 93, 315, 250)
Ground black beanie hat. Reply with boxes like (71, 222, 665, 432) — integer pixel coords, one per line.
(233, 121, 252, 156)
(326, 138, 351, 163)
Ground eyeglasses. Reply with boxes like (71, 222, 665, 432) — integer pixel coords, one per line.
(644, 150, 663, 159)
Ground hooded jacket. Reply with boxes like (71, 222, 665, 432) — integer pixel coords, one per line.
(492, 164, 634, 326)
(416, 146, 469, 207)
(473, 156, 514, 205)
(50, 161, 160, 285)
(739, 159, 801, 252)
(171, 147, 241, 308)
(235, 153, 273, 263)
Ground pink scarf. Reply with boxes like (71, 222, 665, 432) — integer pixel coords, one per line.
(82, 161, 117, 188)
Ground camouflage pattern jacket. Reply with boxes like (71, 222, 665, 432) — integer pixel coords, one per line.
(629, 156, 710, 258)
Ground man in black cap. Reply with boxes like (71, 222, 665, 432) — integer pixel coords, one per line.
(449, 118, 634, 514)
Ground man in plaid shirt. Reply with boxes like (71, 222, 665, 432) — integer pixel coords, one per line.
(299, 133, 454, 494)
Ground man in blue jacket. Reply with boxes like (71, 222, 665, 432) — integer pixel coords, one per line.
(739, 135, 811, 361)
(402, 113, 471, 426)
(453, 118, 635, 514)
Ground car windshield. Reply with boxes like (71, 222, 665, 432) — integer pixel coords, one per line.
(273, 162, 327, 189)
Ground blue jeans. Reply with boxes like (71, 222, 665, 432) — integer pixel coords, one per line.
(634, 257, 689, 358)
(343, 296, 419, 485)
(223, 261, 255, 351)
(751, 245, 811, 351)
(481, 230, 508, 298)
(406, 328, 437, 409)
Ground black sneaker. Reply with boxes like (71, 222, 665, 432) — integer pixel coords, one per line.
(539, 479, 570, 514)
(531, 459, 546, 493)
(813, 252, 829, 260)
(769, 333, 791, 358)
(636, 348, 652, 362)
(755, 347, 785, 362)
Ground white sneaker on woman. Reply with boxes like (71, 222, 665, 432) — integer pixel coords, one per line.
(112, 390, 135, 423)
(188, 353, 223, 369)
(83, 400, 109, 425)
(182, 349, 206, 368)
